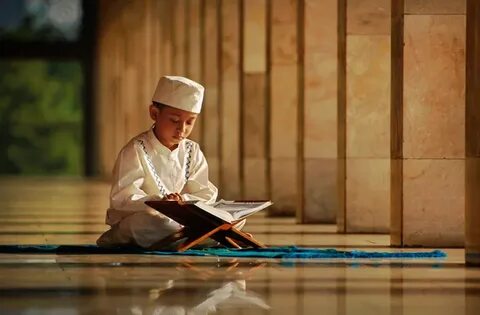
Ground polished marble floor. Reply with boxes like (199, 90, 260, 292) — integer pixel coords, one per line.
(0, 177, 478, 315)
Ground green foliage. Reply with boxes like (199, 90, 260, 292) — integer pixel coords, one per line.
(0, 60, 84, 175)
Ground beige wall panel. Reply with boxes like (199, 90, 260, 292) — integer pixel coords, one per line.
(160, 0, 174, 75)
(270, 159, 297, 215)
(243, 74, 267, 158)
(466, 158, 480, 262)
(466, 0, 480, 264)
(270, 65, 298, 158)
(220, 79, 240, 194)
(346, 158, 390, 233)
(173, 0, 186, 75)
(202, 88, 219, 155)
(346, 35, 390, 158)
(203, 87, 219, 183)
(203, 0, 220, 183)
(347, 0, 390, 35)
(337, 0, 347, 232)
(403, 159, 465, 246)
(243, 1, 267, 202)
(243, 0, 266, 73)
(203, 85, 219, 142)
(243, 159, 268, 199)
(271, 0, 298, 65)
(140, 1, 153, 129)
(465, 157, 480, 249)
(390, 158, 403, 246)
(97, 2, 117, 175)
(112, 39, 124, 163)
(403, 15, 465, 159)
(302, 0, 338, 223)
(389, 0, 404, 245)
(271, 0, 297, 23)
(243, 73, 267, 199)
(202, 86, 220, 153)
(466, 3, 480, 157)
(123, 67, 140, 138)
(203, 0, 218, 88)
(120, 3, 142, 139)
(186, 0, 202, 143)
(187, 0, 201, 82)
(304, 158, 337, 223)
(405, 0, 466, 14)
(208, 157, 220, 187)
(147, 0, 158, 97)
(96, 20, 108, 174)
(220, 0, 241, 199)
(304, 0, 337, 159)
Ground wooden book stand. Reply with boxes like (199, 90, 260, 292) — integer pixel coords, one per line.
(145, 201, 266, 252)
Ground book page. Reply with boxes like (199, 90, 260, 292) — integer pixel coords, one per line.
(193, 202, 235, 223)
(212, 200, 273, 221)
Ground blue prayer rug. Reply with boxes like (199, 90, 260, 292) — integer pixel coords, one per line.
(0, 245, 446, 259)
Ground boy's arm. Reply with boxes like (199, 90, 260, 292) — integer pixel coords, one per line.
(110, 144, 155, 212)
(181, 145, 218, 204)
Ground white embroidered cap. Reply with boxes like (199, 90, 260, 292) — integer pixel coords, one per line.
(152, 76, 204, 113)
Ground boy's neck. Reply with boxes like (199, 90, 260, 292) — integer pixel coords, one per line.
(152, 128, 178, 151)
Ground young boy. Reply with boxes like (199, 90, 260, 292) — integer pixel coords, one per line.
(97, 76, 244, 249)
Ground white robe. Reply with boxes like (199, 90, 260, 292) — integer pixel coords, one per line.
(97, 128, 242, 248)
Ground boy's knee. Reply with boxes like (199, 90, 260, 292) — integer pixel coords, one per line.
(125, 211, 172, 232)
(120, 210, 180, 248)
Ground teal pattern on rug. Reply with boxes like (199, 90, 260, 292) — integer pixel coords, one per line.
(0, 245, 446, 259)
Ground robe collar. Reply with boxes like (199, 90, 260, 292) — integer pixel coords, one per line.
(147, 126, 182, 158)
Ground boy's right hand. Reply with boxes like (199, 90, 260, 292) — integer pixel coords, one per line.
(162, 193, 183, 202)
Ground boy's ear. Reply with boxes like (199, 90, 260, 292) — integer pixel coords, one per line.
(149, 104, 158, 120)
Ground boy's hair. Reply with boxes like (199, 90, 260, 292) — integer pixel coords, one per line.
(152, 101, 166, 111)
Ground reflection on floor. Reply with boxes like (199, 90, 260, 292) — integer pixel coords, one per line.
(0, 177, 478, 314)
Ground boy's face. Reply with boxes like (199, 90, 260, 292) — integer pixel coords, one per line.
(149, 104, 198, 150)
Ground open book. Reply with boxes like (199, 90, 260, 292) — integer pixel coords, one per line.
(146, 199, 272, 224)
(144, 199, 272, 250)
(191, 199, 272, 223)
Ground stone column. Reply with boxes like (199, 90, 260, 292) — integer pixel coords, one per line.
(299, 0, 338, 223)
(269, 0, 299, 216)
(186, 0, 202, 143)
(202, 0, 220, 186)
(219, 0, 242, 200)
(339, 0, 391, 233)
(391, 0, 466, 247)
(466, 0, 480, 265)
(242, 0, 269, 201)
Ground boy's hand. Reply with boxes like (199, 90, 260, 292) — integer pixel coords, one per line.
(163, 193, 183, 202)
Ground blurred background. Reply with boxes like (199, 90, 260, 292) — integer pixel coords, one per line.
(0, 0, 94, 176)
(0, 0, 479, 252)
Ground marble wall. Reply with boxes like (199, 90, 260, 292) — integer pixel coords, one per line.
(96, 0, 295, 216)
(242, 0, 268, 202)
(270, 0, 299, 216)
(219, 0, 241, 200)
(342, 0, 391, 233)
(96, 0, 472, 242)
(302, 0, 338, 223)
(203, 0, 220, 185)
(391, 0, 466, 246)
(466, 0, 480, 264)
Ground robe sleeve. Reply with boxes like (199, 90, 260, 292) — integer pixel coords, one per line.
(109, 143, 157, 213)
(181, 144, 218, 204)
